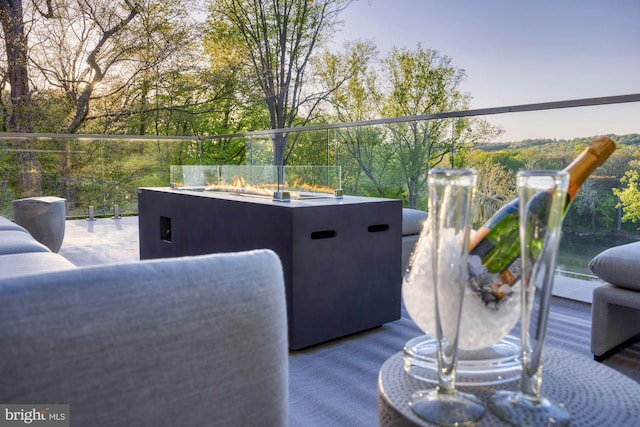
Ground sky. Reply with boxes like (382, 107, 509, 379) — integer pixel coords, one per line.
(330, 0, 640, 142)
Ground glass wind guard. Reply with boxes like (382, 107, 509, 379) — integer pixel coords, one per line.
(169, 165, 341, 199)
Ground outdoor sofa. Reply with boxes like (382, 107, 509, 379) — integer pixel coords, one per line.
(589, 240, 640, 361)
(0, 215, 288, 426)
(0, 204, 427, 426)
(401, 208, 428, 274)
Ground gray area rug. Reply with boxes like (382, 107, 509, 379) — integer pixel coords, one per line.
(289, 298, 640, 427)
(58, 218, 639, 425)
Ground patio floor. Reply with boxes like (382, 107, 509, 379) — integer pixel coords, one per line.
(59, 216, 140, 267)
(57, 216, 604, 303)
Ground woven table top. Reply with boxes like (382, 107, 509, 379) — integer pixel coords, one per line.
(378, 347, 639, 426)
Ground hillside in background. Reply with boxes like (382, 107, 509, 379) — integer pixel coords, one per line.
(467, 133, 640, 236)
(478, 133, 640, 152)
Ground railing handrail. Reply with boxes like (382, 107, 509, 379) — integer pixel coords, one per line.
(0, 93, 638, 142)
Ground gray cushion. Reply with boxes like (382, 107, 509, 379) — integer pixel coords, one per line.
(0, 249, 288, 426)
(589, 241, 640, 291)
(0, 252, 76, 279)
(402, 208, 428, 236)
(0, 230, 51, 254)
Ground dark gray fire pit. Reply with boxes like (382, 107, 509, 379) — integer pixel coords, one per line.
(138, 187, 402, 349)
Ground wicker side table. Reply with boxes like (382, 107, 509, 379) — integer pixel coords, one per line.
(378, 347, 639, 426)
(12, 196, 66, 253)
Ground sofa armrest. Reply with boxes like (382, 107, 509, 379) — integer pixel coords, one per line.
(0, 249, 288, 427)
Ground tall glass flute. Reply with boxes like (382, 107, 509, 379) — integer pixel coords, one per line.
(489, 170, 571, 426)
(408, 168, 484, 426)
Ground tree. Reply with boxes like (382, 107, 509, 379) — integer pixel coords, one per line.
(471, 161, 516, 224)
(594, 143, 638, 229)
(613, 167, 640, 229)
(1, 1, 207, 136)
(314, 41, 396, 196)
(206, 0, 353, 166)
(574, 179, 598, 229)
(95, 0, 196, 136)
(0, 0, 32, 132)
(1, 1, 202, 199)
(314, 40, 379, 123)
(200, 5, 273, 162)
(28, 0, 145, 133)
(0, 0, 50, 196)
(316, 43, 501, 207)
(379, 45, 500, 208)
(593, 191, 618, 230)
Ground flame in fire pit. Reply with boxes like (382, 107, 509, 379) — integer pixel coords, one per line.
(203, 176, 335, 199)
(204, 176, 274, 196)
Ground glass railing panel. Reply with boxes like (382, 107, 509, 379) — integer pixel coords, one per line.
(329, 123, 409, 202)
(0, 136, 71, 218)
(0, 95, 638, 280)
(0, 136, 202, 219)
(245, 136, 273, 166)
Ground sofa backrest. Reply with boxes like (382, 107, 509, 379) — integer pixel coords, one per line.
(0, 249, 288, 427)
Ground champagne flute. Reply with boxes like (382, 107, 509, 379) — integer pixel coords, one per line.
(489, 170, 571, 426)
(408, 168, 484, 426)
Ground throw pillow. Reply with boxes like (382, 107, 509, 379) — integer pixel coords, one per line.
(588, 241, 640, 291)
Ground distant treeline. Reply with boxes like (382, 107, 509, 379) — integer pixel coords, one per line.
(467, 133, 640, 235)
(477, 134, 640, 152)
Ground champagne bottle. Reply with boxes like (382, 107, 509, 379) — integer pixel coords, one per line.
(467, 136, 617, 307)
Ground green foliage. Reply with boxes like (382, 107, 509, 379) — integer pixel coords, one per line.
(613, 168, 640, 228)
(332, 125, 399, 198)
(315, 43, 501, 208)
(468, 149, 527, 174)
(0, 0, 637, 232)
(206, 0, 354, 165)
(594, 192, 619, 230)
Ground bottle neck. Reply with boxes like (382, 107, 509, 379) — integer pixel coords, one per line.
(564, 149, 601, 202)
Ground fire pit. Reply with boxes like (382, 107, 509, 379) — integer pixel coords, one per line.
(139, 166, 402, 349)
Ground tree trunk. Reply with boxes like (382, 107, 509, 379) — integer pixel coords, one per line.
(15, 144, 42, 197)
(273, 132, 287, 167)
(407, 175, 420, 209)
(1, 1, 42, 197)
(0, 0, 31, 132)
